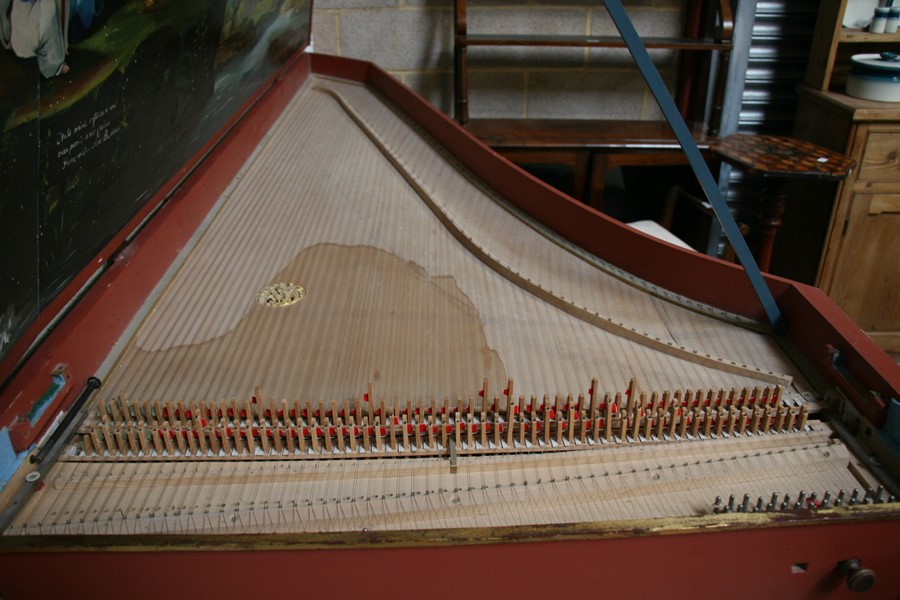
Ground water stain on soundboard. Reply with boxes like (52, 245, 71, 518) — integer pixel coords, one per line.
(102, 243, 507, 405)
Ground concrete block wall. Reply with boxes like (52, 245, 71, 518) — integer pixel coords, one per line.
(312, 0, 686, 119)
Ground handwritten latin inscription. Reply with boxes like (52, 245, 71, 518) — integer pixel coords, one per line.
(56, 102, 122, 170)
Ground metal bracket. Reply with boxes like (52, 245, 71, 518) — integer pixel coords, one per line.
(825, 344, 887, 427)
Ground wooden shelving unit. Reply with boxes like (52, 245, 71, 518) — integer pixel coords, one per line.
(805, 0, 900, 91)
(454, 0, 734, 126)
(452, 0, 733, 208)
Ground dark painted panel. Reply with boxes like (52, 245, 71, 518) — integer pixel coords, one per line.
(0, 55, 40, 365)
(0, 0, 312, 376)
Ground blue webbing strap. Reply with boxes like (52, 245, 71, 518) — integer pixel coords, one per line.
(603, 0, 786, 334)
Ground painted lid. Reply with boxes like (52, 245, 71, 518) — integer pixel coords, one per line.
(851, 52, 900, 72)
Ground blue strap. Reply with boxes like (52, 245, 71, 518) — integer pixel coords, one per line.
(603, 0, 786, 334)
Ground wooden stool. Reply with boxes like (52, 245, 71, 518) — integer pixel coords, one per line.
(712, 134, 855, 272)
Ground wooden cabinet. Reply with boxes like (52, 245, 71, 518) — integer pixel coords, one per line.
(792, 0, 900, 351)
(794, 87, 900, 351)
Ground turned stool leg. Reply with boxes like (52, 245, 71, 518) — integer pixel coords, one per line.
(756, 180, 786, 273)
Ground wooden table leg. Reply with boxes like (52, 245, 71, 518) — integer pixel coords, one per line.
(572, 150, 591, 204)
(756, 180, 787, 273)
(588, 154, 610, 210)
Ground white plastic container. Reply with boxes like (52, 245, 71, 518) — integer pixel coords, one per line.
(846, 52, 900, 102)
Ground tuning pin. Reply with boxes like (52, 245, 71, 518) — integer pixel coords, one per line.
(796, 490, 806, 509)
(727, 494, 735, 513)
(781, 494, 791, 511)
(754, 497, 764, 513)
(822, 491, 832, 509)
(836, 489, 845, 507)
(849, 488, 859, 506)
(863, 488, 874, 505)
(713, 496, 722, 514)
(740, 494, 750, 513)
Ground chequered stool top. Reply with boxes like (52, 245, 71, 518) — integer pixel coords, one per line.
(712, 134, 855, 180)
